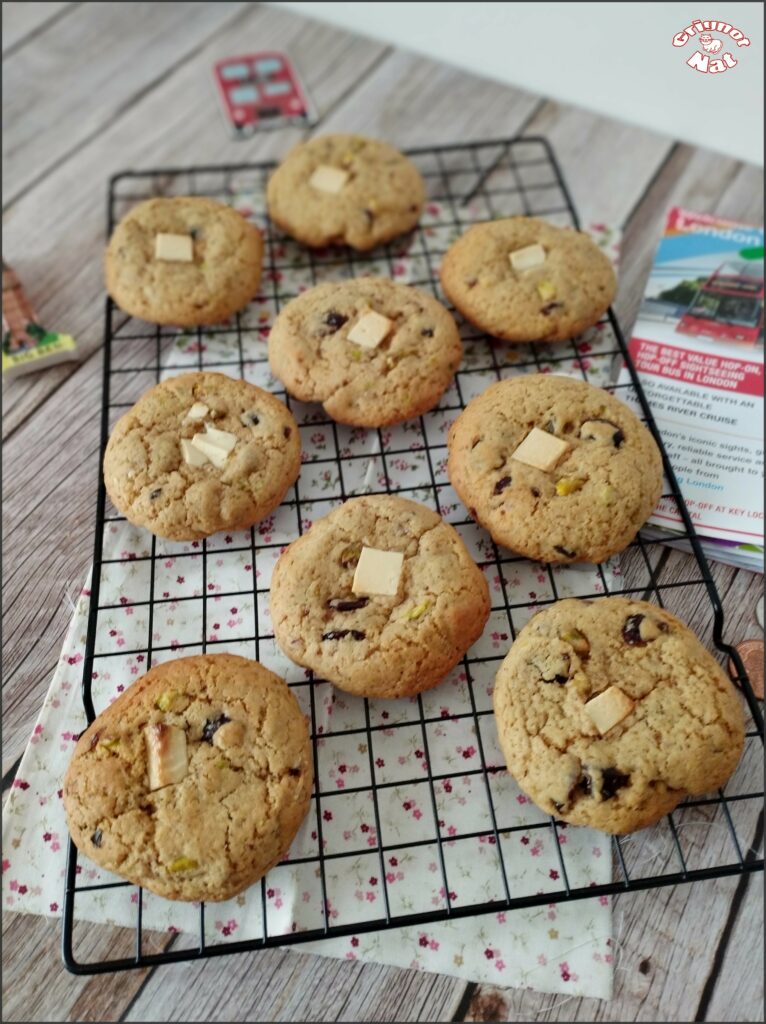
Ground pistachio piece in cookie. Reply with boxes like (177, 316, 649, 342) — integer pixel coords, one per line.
(447, 373, 663, 563)
(493, 598, 745, 833)
(268, 278, 462, 428)
(440, 216, 616, 342)
(269, 495, 490, 699)
(103, 370, 300, 540)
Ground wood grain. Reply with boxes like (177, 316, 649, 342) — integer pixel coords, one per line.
(703, 873, 764, 1024)
(1, 909, 170, 1023)
(1, 3, 763, 1022)
(3, 1, 250, 205)
(522, 101, 673, 229)
(1, 0, 73, 55)
(121, 948, 466, 1023)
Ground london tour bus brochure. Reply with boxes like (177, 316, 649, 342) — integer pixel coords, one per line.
(620, 207, 764, 572)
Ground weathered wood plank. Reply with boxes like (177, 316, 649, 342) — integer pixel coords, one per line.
(1, 0, 73, 54)
(704, 873, 764, 1024)
(521, 100, 673, 229)
(3, 2, 248, 204)
(1, 911, 171, 1023)
(121, 944, 465, 1022)
(317, 47, 542, 145)
(335, 963, 465, 1022)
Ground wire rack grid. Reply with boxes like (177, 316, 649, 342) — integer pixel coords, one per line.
(62, 136, 764, 974)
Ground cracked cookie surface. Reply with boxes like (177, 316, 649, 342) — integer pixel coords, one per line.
(493, 598, 745, 834)
(266, 134, 425, 251)
(105, 197, 263, 326)
(447, 374, 663, 563)
(269, 495, 490, 698)
(440, 217, 616, 342)
(103, 371, 300, 540)
(268, 278, 462, 427)
(63, 654, 313, 901)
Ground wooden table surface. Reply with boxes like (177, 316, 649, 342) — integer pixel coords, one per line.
(2, 4, 763, 1021)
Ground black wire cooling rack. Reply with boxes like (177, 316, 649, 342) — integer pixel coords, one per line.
(63, 137, 764, 974)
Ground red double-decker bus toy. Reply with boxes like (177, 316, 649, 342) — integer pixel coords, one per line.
(676, 261, 765, 347)
(214, 51, 317, 135)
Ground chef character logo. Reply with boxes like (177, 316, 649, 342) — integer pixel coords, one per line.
(672, 18, 750, 73)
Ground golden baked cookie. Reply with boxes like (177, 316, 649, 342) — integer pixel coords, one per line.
(268, 278, 462, 427)
(270, 495, 490, 698)
(103, 371, 300, 541)
(105, 197, 263, 326)
(493, 598, 745, 834)
(63, 654, 313, 901)
(440, 217, 616, 342)
(447, 374, 663, 563)
(266, 134, 425, 251)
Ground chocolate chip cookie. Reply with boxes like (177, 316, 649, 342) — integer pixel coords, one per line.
(103, 371, 300, 540)
(269, 495, 490, 698)
(493, 598, 745, 834)
(105, 197, 263, 326)
(266, 134, 425, 251)
(63, 654, 313, 901)
(268, 278, 462, 427)
(440, 217, 616, 342)
(447, 374, 663, 563)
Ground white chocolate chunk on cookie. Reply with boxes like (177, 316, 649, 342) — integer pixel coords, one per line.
(186, 402, 209, 420)
(585, 685, 635, 736)
(154, 233, 193, 262)
(347, 310, 393, 349)
(146, 723, 187, 790)
(511, 427, 570, 472)
(308, 165, 349, 194)
(509, 243, 546, 272)
(203, 423, 237, 452)
(352, 546, 404, 597)
(181, 438, 209, 467)
(189, 426, 237, 469)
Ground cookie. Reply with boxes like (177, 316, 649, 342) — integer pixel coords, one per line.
(266, 134, 425, 251)
(63, 654, 313, 901)
(493, 598, 745, 834)
(447, 374, 662, 563)
(268, 278, 462, 427)
(270, 495, 490, 699)
(103, 371, 300, 541)
(440, 217, 616, 342)
(105, 197, 263, 326)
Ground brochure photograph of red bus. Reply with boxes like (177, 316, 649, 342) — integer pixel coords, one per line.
(636, 210, 764, 350)
(676, 259, 764, 347)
